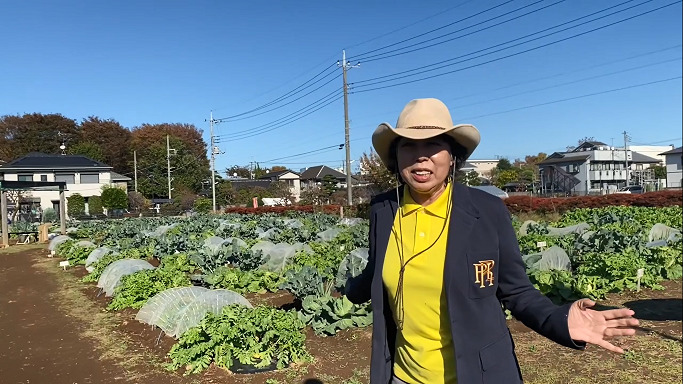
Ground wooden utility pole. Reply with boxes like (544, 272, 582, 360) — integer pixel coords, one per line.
(339, 50, 359, 205)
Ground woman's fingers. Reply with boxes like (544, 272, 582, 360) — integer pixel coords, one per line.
(599, 308, 637, 320)
(604, 327, 638, 337)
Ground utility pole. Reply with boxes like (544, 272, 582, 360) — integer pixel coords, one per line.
(209, 112, 218, 213)
(623, 131, 630, 186)
(133, 150, 138, 193)
(339, 50, 359, 205)
(166, 135, 173, 199)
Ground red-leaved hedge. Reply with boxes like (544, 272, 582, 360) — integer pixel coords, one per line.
(504, 190, 682, 214)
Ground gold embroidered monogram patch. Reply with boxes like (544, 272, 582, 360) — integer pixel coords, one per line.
(473, 260, 495, 288)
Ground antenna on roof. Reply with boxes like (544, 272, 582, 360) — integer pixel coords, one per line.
(59, 142, 66, 155)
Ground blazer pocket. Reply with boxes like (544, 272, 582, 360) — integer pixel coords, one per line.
(479, 332, 522, 383)
(466, 251, 499, 299)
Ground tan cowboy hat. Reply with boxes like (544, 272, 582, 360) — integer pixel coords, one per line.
(372, 98, 480, 171)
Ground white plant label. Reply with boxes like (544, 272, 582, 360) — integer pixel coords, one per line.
(59, 260, 70, 270)
(537, 241, 547, 248)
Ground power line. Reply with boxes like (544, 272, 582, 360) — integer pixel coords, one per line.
(215, 87, 342, 138)
(459, 76, 682, 120)
(353, 0, 660, 86)
(352, 0, 680, 93)
(256, 144, 345, 164)
(215, 71, 341, 122)
(349, 0, 519, 60)
(345, 0, 477, 50)
(351, 0, 563, 63)
(451, 57, 681, 109)
(215, 93, 344, 142)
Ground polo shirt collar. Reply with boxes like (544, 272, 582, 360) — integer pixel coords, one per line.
(401, 182, 452, 219)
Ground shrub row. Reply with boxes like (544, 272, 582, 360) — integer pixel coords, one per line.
(224, 204, 343, 215)
(504, 190, 682, 214)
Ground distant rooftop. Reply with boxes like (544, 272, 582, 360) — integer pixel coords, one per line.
(0, 152, 111, 170)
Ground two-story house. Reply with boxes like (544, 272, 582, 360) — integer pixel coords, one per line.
(659, 146, 682, 188)
(258, 169, 302, 202)
(0, 152, 130, 217)
(538, 141, 660, 195)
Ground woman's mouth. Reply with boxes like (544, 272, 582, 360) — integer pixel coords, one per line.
(411, 170, 432, 182)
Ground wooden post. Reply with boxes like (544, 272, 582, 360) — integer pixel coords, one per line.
(340, 206, 344, 219)
(59, 187, 66, 235)
(1, 189, 9, 248)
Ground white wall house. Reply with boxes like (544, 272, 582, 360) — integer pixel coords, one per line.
(0, 153, 130, 217)
(258, 169, 302, 202)
(659, 146, 682, 188)
(467, 159, 499, 180)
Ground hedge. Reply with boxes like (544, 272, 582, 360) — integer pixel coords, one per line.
(504, 190, 682, 214)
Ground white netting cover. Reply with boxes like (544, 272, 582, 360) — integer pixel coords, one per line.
(85, 247, 112, 272)
(97, 259, 155, 297)
(225, 237, 247, 248)
(317, 227, 342, 241)
(75, 240, 96, 248)
(282, 219, 303, 229)
(48, 235, 71, 251)
(522, 246, 571, 271)
(259, 242, 299, 272)
(340, 218, 364, 226)
(170, 289, 252, 338)
(547, 223, 590, 237)
(518, 220, 538, 237)
(204, 236, 230, 255)
(136, 287, 251, 338)
(218, 221, 240, 232)
(257, 227, 280, 239)
(336, 247, 369, 286)
(143, 224, 178, 238)
(649, 223, 682, 243)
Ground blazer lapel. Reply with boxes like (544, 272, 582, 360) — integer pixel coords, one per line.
(444, 183, 481, 297)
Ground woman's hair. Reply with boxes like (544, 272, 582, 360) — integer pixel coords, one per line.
(389, 135, 467, 177)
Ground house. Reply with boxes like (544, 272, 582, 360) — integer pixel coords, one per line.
(538, 141, 660, 195)
(466, 159, 499, 180)
(299, 165, 357, 189)
(0, 152, 129, 217)
(258, 169, 302, 202)
(659, 146, 682, 188)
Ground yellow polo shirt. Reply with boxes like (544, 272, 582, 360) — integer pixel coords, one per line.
(383, 183, 456, 384)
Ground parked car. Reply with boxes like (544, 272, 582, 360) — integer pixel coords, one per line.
(615, 185, 644, 194)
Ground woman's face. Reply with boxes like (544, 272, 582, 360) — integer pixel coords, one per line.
(396, 136, 453, 200)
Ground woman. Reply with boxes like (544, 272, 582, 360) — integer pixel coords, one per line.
(346, 98, 639, 384)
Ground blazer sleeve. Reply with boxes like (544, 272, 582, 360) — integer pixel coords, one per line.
(494, 199, 585, 350)
(344, 202, 377, 304)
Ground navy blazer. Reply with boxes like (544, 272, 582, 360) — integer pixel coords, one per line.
(346, 182, 584, 384)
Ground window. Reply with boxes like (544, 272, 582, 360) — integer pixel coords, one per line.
(40, 175, 48, 182)
(80, 174, 99, 184)
(55, 174, 75, 184)
(18, 174, 33, 182)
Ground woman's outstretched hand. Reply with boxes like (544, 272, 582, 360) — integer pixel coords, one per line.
(568, 298, 640, 354)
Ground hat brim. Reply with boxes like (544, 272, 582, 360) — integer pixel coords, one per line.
(372, 122, 480, 171)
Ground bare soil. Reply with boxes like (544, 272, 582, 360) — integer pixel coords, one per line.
(1, 244, 681, 384)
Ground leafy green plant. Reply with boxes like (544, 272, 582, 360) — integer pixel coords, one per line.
(67, 193, 86, 217)
(101, 185, 128, 210)
(107, 267, 191, 310)
(41, 208, 58, 223)
(298, 292, 373, 336)
(280, 265, 324, 300)
(167, 304, 311, 374)
(205, 266, 283, 294)
(88, 195, 104, 215)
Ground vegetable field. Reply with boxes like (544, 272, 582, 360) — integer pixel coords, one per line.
(41, 205, 683, 382)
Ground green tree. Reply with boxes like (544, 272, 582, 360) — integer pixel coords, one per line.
(79, 116, 132, 174)
(496, 158, 513, 171)
(127, 191, 148, 213)
(101, 186, 128, 210)
(193, 197, 212, 213)
(494, 169, 520, 188)
(68, 141, 105, 162)
(88, 195, 103, 215)
(131, 123, 210, 198)
(457, 170, 481, 186)
(67, 194, 86, 217)
(321, 175, 338, 198)
(0, 113, 80, 162)
(650, 165, 667, 179)
(226, 165, 250, 179)
(359, 150, 395, 192)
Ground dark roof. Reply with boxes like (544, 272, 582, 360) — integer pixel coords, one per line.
(659, 146, 682, 155)
(0, 152, 111, 171)
(539, 154, 590, 165)
(630, 152, 661, 163)
(461, 161, 475, 169)
(229, 180, 272, 190)
(110, 172, 131, 181)
(300, 165, 353, 181)
(572, 141, 608, 152)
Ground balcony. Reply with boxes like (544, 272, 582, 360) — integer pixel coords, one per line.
(589, 170, 627, 181)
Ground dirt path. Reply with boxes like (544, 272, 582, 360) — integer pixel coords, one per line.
(0, 245, 129, 384)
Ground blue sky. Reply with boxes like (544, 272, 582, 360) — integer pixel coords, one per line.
(2, 0, 681, 175)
